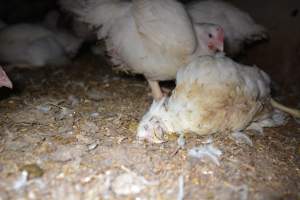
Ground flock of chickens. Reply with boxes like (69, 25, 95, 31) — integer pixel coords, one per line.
(0, 0, 299, 144)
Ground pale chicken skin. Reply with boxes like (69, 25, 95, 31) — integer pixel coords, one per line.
(60, 0, 224, 100)
(137, 55, 296, 143)
(0, 66, 12, 88)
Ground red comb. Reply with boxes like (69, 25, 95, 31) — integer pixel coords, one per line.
(217, 27, 224, 42)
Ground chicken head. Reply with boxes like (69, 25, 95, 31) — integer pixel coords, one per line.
(194, 23, 224, 53)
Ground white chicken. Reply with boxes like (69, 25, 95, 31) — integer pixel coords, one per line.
(186, 0, 268, 56)
(0, 66, 12, 88)
(59, 0, 224, 100)
(0, 23, 83, 68)
(137, 54, 300, 143)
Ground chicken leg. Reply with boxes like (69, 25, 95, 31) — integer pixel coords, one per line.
(147, 80, 163, 101)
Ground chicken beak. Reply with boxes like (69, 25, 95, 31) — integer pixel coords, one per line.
(0, 67, 13, 89)
(0, 78, 13, 89)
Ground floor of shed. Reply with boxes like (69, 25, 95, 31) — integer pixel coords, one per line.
(0, 53, 299, 200)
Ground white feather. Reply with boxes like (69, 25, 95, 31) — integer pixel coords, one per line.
(188, 144, 222, 165)
(132, 0, 197, 55)
(137, 55, 276, 142)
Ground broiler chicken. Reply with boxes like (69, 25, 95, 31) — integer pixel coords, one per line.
(0, 66, 12, 88)
(0, 23, 83, 68)
(60, 0, 224, 100)
(137, 54, 300, 143)
(186, 0, 268, 56)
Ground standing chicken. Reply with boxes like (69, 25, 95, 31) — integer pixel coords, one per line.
(186, 0, 268, 56)
(59, 0, 224, 100)
(137, 54, 300, 143)
(0, 66, 12, 89)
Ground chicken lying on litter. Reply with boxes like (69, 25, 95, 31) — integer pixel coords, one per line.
(137, 54, 300, 143)
(186, 0, 268, 56)
(0, 23, 83, 68)
(60, 0, 224, 100)
(0, 66, 12, 88)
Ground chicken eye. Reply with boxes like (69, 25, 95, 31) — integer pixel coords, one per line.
(208, 33, 213, 38)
